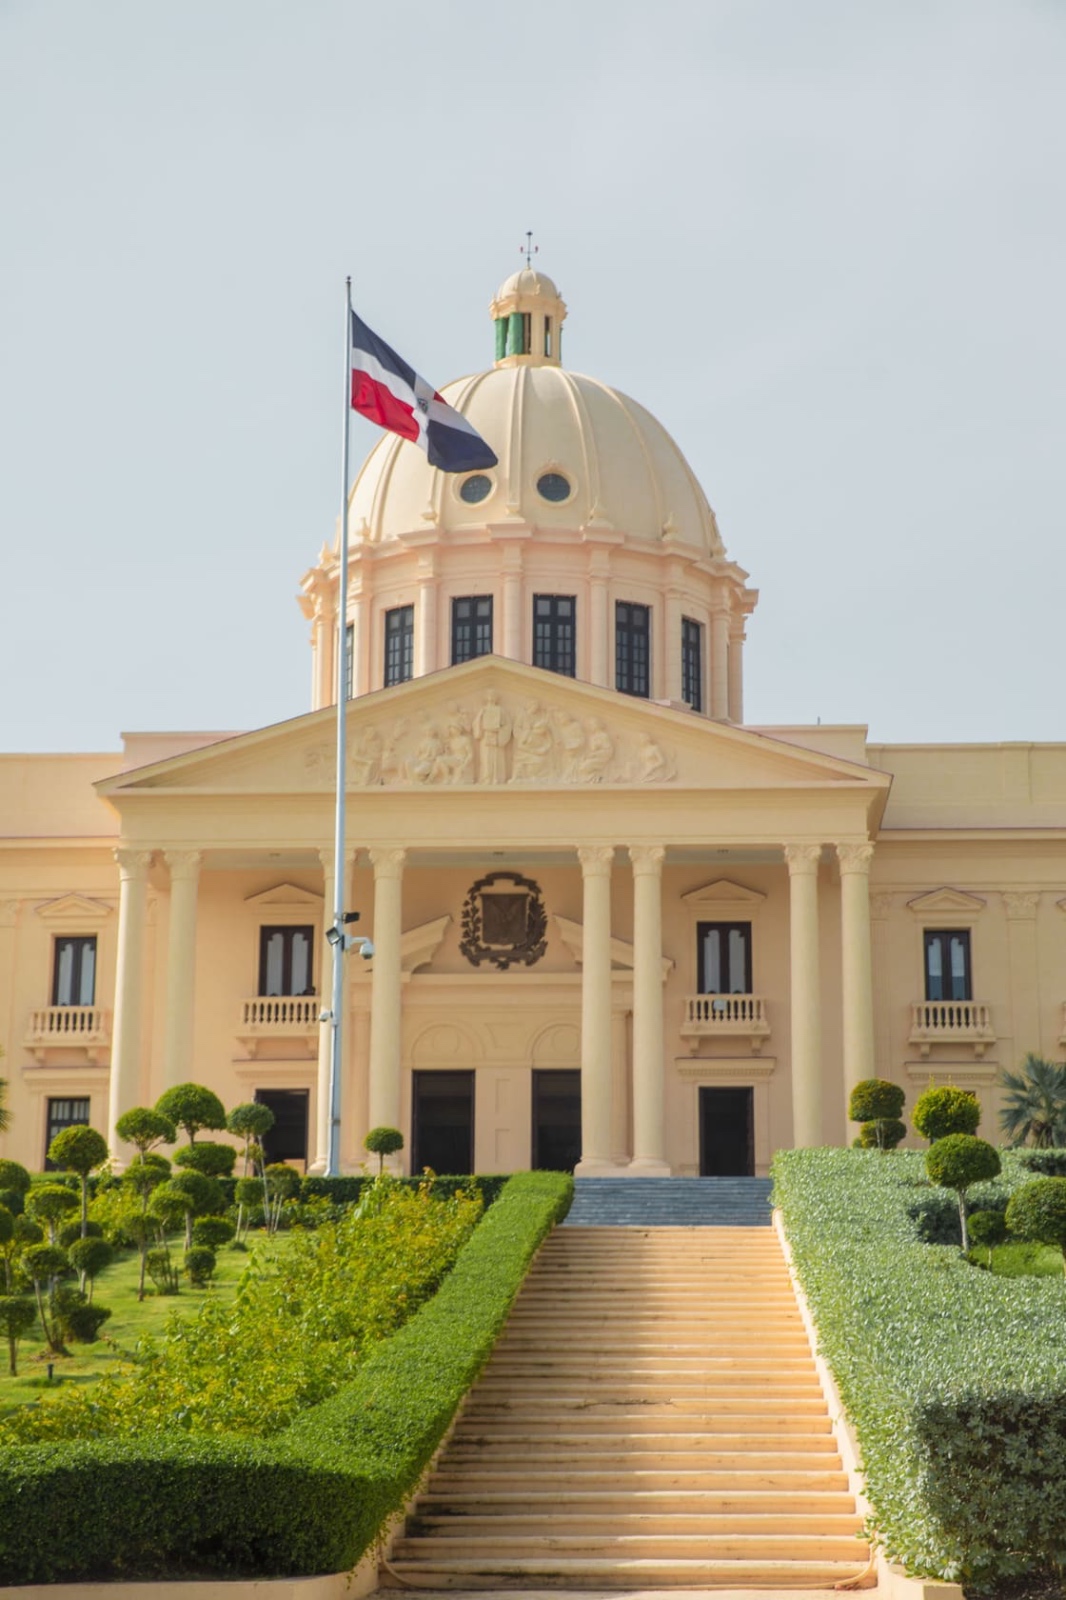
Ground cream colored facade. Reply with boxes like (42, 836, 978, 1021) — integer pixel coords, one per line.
(2, 269, 1065, 1177)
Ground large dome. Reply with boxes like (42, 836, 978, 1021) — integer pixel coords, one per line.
(347, 363, 725, 556)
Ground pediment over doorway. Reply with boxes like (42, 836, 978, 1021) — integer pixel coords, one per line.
(907, 887, 987, 917)
(681, 879, 767, 910)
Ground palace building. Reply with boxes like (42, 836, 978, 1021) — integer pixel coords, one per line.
(2, 268, 1064, 1177)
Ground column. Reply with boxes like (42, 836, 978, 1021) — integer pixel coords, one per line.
(610, 1009, 630, 1164)
(415, 559, 438, 677)
(1004, 892, 1042, 1060)
(310, 846, 336, 1174)
(728, 624, 746, 723)
(785, 843, 823, 1148)
(664, 589, 684, 703)
(630, 845, 670, 1174)
(710, 604, 731, 719)
(501, 547, 523, 660)
(837, 842, 876, 1119)
(588, 555, 610, 687)
(161, 852, 202, 1089)
(575, 846, 615, 1173)
(368, 847, 406, 1142)
(107, 849, 153, 1156)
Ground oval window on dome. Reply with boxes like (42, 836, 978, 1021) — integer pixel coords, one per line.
(459, 474, 493, 505)
(537, 471, 571, 503)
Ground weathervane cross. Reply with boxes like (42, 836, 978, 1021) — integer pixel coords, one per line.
(521, 231, 539, 269)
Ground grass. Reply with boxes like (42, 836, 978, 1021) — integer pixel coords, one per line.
(967, 1240, 1065, 1277)
(1, 1233, 290, 1415)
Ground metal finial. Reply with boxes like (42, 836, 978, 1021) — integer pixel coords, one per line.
(521, 231, 539, 269)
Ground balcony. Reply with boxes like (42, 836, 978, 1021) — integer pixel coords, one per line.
(238, 996, 320, 1058)
(681, 994, 770, 1055)
(25, 1005, 111, 1064)
(909, 1000, 995, 1059)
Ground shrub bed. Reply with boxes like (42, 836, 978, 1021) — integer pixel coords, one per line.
(0, 1169, 571, 1582)
(774, 1148, 1066, 1585)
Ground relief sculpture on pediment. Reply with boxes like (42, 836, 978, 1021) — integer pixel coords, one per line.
(337, 690, 676, 789)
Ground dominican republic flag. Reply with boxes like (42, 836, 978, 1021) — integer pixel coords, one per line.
(350, 311, 497, 473)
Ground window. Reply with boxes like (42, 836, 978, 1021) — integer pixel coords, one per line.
(45, 1097, 91, 1169)
(543, 316, 552, 359)
(459, 474, 493, 505)
(52, 936, 96, 1006)
(697, 922, 752, 994)
(681, 617, 703, 712)
(924, 929, 972, 1002)
(616, 601, 651, 698)
(532, 594, 576, 677)
(451, 595, 494, 664)
(254, 1089, 309, 1167)
(259, 926, 315, 996)
(384, 604, 414, 687)
(536, 472, 571, 502)
(343, 622, 354, 700)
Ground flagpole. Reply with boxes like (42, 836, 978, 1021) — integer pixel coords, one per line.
(326, 277, 352, 1178)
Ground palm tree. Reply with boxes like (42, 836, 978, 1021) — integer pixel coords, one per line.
(999, 1055, 1066, 1147)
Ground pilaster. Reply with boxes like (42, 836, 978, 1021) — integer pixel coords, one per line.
(574, 845, 615, 1173)
(629, 844, 670, 1174)
(785, 842, 823, 1148)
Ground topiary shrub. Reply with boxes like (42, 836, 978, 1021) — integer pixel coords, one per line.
(0, 1161, 31, 1200)
(913, 1085, 981, 1143)
(47, 1125, 110, 1238)
(145, 1246, 180, 1296)
(154, 1083, 226, 1146)
(0, 1295, 36, 1376)
(183, 1246, 217, 1287)
(59, 1294, 112, 1344)
(191, 1216, 236, 1250)
(59, 1220, 103, 1249)
(115, 1106, 177, 1158)
(364, 1126, 404, 1175)
(227, 1102, 275, 1175)
(67, 1237, 114, 1300)
(25, 1184, 79, 1244)
(967, 1208, 1007, 1268)
(173, 1142, 237, 1178)
(1005, 1177, 1066, 1274)
(857, 1119, 907, 1151)
(926, 1134, 1001, 1252)
(1017, 1149, 1066, 1178)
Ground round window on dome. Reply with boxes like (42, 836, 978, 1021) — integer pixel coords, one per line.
(537, 471, 571, 503)
(459, 473, 493, 505)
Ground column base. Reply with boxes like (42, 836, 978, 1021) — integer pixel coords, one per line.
(573, 1158, 632, 1178)
(625, 1157, 673, 1177)
(305, 1158, 328, 1177)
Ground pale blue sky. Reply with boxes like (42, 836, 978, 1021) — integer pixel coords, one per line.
(1, 0, 1063, 750)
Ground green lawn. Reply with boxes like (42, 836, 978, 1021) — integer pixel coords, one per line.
(968, 1239, 1065, 1277)
(1, 1234, 289, 1415)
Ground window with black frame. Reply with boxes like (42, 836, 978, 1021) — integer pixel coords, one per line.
(451, 595, 493, 664)
(45, 1097, 91, 1169)
(681, 617, 703, 711)
(384, 605, 414, 686)
(259, 926, 315, 996)
(616, 601, 650, 697)
(697, 921, 753, 995)
(924, 929, 972, 1002)
(532, 594, 576, 677)
(52, 936, 96, 1006)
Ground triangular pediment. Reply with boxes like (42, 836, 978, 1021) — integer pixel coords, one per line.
(97, 657, 891, 805)
(553, 915, 674, 977)
(35, 893, 113, 926)
(682, 879, 767, 910)
(907, 887, 987, 917)
(244, 883, 324, 911)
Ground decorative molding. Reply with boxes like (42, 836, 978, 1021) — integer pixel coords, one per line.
(0, 899, 22, 929)
(553, 915, 674, 979)
(369, 847, 407, 878)
(244, 883, 325, 911)
(870, 893, 894, 920)
(783, 843, 823, 874)
(681, 878, 767, 910)
(673, 1055, 778, 1082)
(836, 841, 875, 874)
(629, 845, 666, 875)
(906, 887, 987, 918)
(400, 916, 452, 974)
(113, 848, 154, 877)
(903, 1059, 999, 1086)
(33, 894, 113, 927)
(460, 872, 547, 972)
(577, 845, 616, 875)
(1002, 891, 1040, 921)
(163, 850, 203, 881)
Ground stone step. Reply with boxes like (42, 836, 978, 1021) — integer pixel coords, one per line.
(451, 1414, 832, 1437)
(381, 1558, 872, 1590)
(414, 1492, 859, 1516)
(462, 1396, 829, 1416)
(428, 1470, 850, 1493)
(408, 1514, 864, 1538)
(393, 1532, 866, 1559)
(443, 1431, 839, 1454)
(472, 1381, 824, 1400)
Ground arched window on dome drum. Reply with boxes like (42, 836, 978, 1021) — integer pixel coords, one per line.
(543, 316, 552, 359)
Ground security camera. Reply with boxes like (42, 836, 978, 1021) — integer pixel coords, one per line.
(318, 1007, 333, 1024)
(358, 938, 375, 961)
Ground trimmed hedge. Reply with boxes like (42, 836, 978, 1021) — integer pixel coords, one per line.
(299, 1172, 509, 1206)
(0, 1169, 571, 1582)
(774, 1148, 1066, 1584)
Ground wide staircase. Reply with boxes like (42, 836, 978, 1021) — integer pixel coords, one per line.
(384, 1180, 872, 1591)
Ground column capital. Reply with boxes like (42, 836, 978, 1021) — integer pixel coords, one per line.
(1003, 890, 1040, 921)
(836, 841, 875, 875)
(114, 847, 154, 879)
(163, 849, 203, 881)
(628, 844, 665, 876)
(578, 844, 615, 876)
(783, 842, 823, 875)
(369, 846, 407, 878)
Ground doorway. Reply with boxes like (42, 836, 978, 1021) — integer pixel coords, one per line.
(531, 1069, 582, 1172)
(412, 1071, 475, 1175)
(254, 1089, 310, 1168)
(699, 1086, 754, 1176)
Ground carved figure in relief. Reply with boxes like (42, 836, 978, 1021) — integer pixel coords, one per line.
(407, 723, 445, 784)
(473, 690, 512, 784)
(348, 726, 382, 786)
(303, 744, 334, 784)
(576, 718, 614, 783)
(379, 718, 409, 784)
(510, 701, 555, 782)
(637, 732, 674, 782)
(552, 707, 586, 781)
(442, 705, 475, 784)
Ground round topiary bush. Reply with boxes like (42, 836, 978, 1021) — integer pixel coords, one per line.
(913, 1085, 981, 1142)
(968, 1208, 1008, 1266)
(191, 1216, 236, 1250)
(173, 1142, 237, 1178)
(59, 1220, 103, 1249)
(364, 1126, 404, 1174)
(857, 1118, 907, 1151)
(184, 1246, 217, 1287)
(1005, 1176, 1066, 1272)
(849, 1079, 906, 1123)
(0, 1160, 32, 1199)
(926, 1133, 1001, 1251)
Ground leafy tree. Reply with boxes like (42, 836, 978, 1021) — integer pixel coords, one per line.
(59, 1219, 104, 1249)
(184, 1246, 216, 1287)
(149, 1181, 197, 1255)
(364, 1126, 404, 1175)
(1006, 1177, 1066, 1274)
(913, 1085, 981, 1143)
(233, 1176, 261, 1242)
(0, 1206, 13, 1290)
(25, 1184, 78, 1244)
(998, 1055, 1066, 1148)
(121, 1159, 168, 1300)
(856, 1119, 906, 1151)
(173, 1141, 236, 1178)
(67, 1236, 114, 1301)
(154, 1083, 226, 1145)
(263, 1163, 300, 1234)
(926, 1134, 1002, 1252)
(968, 1208, 1007, 1268)
(56, 1289, 111, 1343)
(115, 1106, 176, 1158)
(22, 1243, 70, 1353)
(0, 1160, 31, 1200)
(145, 1246, 181, 1296)
(47, 1124, 110, 1236)
(227, 1102, 275, 1175)
(845, 1088, 902, 1152)
(0, 1296, 35, 1376)
(191, 1216, 235, 1250)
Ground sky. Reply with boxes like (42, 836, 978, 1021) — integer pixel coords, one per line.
(1, 0, 1063, 752)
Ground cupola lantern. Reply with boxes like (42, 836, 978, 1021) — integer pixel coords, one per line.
(490, 268, 567, 368)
